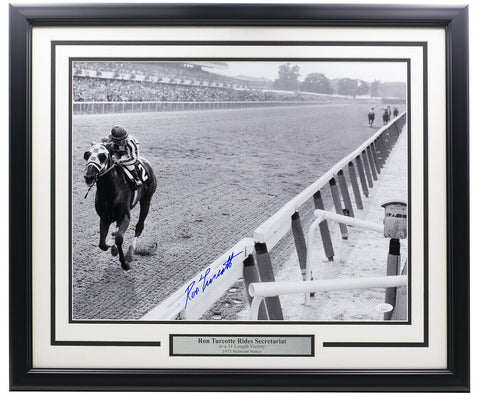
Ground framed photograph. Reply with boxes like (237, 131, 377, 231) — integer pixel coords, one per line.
(10, 4, 469, 391)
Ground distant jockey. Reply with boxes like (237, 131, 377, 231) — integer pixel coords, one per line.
(102, 125, 144, 188)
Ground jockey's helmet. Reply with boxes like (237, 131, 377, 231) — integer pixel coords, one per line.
(111, 126, 128, 143)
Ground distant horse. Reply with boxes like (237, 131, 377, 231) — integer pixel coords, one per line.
(393, 107, 399, 118)
(382, 109, 390, 125)
(83, 143, 157, 270)
(368, 109, 375, 127)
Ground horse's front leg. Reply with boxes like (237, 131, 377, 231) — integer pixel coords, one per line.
(98, 217, 111, 251)
(115, 214, 131, 270)
(125, 196, 152, 261)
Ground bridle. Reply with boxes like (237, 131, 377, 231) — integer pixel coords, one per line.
(84, 158, 116, 198)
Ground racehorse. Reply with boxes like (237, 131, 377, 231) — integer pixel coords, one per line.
(83, 143, 157, 270)
(368, 109, 375, 127)
(382, 109, 390, 125)
(393, 107, 399, 118)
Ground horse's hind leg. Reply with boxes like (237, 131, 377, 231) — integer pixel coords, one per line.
(127, 196, 152, 260)
(115, 214, 131, 270)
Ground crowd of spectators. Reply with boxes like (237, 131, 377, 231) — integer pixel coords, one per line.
(73, 76, 332, 103)
(72, 62, 339, 103)
(73, 77, 265, 102)
(73, 61, 241, 86)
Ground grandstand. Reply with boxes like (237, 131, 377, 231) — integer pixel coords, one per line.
(72, 61, 389, 107)
(72, 61, 347, 104)
(73, 61, 254, 102)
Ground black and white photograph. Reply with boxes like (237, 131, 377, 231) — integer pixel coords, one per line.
(72, 59, 408, 322)
(9, 2, 471, 389)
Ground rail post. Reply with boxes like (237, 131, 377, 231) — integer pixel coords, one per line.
(371, 141, 382, 172)
(337, 170, 355, 217)
(355, 155, 369, 197)
(391, 262, 408, 320)
(383, 131, 391, 154)
(304, 212, 325, 304)
(313, 191, 335, 261)
(373, 139, 383, 167)
(378, 134, 389, 163)
(388, 124, 395, 145)
(361, 150, 374, 187)
(254, 242, 284, 320)
(348, 162, 363, 210)
(329, 178, 348, 240)
(392, 123, 400, 143)
(384, 238, 401, 320)
(291, 212, 308, 280)
(381, 130, 389, 153)
(385, 129, 393, 152)
(243, 254, 268, 320)
(382, 201, 407, 320)
(390, 123, 397, 143)
(393, 122, 400, 142)
(366, 146, 378, 181)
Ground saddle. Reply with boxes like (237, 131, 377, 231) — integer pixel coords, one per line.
(119, 161, 149, 186)
(118, 159, 150, 208)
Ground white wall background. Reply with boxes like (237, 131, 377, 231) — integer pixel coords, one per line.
(1, 0, 476, 393)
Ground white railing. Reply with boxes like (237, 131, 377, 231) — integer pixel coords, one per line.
(248, 275, 408, 320)
(72, 100, 340, 115)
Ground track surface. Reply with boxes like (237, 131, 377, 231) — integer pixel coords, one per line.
(72, 103, 403, 320)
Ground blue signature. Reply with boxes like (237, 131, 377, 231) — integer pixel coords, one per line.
(184, 250, 244, 309)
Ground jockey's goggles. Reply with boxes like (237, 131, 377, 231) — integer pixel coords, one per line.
(113, 138, 127, 146)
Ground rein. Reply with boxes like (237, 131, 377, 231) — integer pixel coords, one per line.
(84, 162, 117, 199)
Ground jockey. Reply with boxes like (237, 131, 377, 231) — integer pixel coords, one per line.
(102, 126, 143, 188)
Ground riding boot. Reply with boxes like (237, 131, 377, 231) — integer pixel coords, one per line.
(132, 169, 143, 189)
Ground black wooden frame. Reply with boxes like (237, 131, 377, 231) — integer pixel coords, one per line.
(9, 4, 469, 391)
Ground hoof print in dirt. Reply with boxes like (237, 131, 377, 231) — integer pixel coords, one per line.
(135, 242, 157, 256)
(180, 229, 192, 239)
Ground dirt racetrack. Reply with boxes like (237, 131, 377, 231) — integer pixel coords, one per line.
(71, 103, 404, 320)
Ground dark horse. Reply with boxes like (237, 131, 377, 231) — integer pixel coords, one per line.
(382, 108, 390, 125)
(368, 109, 375, 127)
(83, 143, 157, 270)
